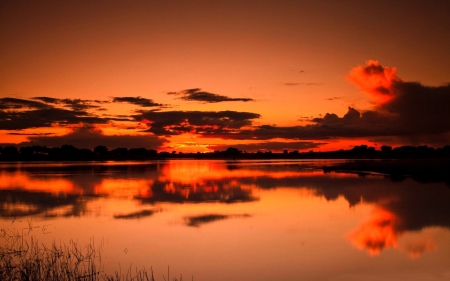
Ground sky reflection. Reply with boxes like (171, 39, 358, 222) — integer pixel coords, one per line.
(1, 160, 449, 261)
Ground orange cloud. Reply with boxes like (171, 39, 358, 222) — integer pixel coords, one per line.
(347, 60, 401, 106)
(347, 208, 400, 256)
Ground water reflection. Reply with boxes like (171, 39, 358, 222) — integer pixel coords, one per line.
(184, 214, 251, 227)
(113, 209, 157, 220)
(1, 160, 450, 260)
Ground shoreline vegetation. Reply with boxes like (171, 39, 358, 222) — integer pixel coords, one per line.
(323, 158, 450, 184)
(0, 144, 449, 161)
(0, 228, 184, 281)
(1, 144, 449, 182)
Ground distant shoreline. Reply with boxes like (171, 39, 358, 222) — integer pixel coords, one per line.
(1, 143, 450, 161)
(1, 144, 450, 182)
(323, 158, 450, 183)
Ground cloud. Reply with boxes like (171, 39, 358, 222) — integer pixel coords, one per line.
(210, 141, 326, 152)
(135, 110, 260, 136)
(345, 60, 450, 141)
(168, 88, 253, 103)
(382, 81, 450, 134)
(112, 96, 162, 107)
(33, 97, 106, 110)
(126, 60, 450, 145)
(0, 97, 50, 109)
(192, 107, 399, 140)
(347, 60, 401, 105)
(0, 97, 113, 130)
(8, 132, 55, 136)
(3, 61, 449, 149)
(203, 61, 450, 143)
(0, 107, 109, 130)
(130, 106, 400, 141)
(21, 126, 167, 149)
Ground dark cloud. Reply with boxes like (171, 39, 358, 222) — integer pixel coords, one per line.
(199, 62, 450, 143)
(210, 141, 326, 152)
(32, 96, 59, 103)
(0, 97, 50, 109)
(21, 126, 167, 149)
(112, 96, 162, 107)
(382, 81, 450, 135)
(8, 132, 55, 136)
(57, 98, 102, 110)
(102, 114, 135, 122)
(0, 107, 109, 130)
(343, 61, 450, 142)
(135, 110, 260, 136)
(2, 62, 449, 149)
(33, 96, 107, 110)
(131, 106, 400, 140)
(192, 107, 398, 140)
(168, 88, 253, 103)
(0, 97, 113, 131)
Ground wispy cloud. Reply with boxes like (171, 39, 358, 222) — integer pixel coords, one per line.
(168, 88, 253, 103)
(33, 97, 107, 110)
(112, 96, 162, 107)
(0, 98, 50, 109)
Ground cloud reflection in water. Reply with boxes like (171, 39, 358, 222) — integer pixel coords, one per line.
(0, 160, 449, 259)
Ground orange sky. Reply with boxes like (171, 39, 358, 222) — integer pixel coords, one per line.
(1, 1, 450, 152)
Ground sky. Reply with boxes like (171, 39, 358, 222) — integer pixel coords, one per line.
(1, 0, 450, 152)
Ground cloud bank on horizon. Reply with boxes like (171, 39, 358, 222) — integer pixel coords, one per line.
(1, 61, 450, 151)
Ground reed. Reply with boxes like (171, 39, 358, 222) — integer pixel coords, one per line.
(0, 227, 184, 281)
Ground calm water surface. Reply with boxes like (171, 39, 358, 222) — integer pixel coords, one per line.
(1, 160, 450, 281)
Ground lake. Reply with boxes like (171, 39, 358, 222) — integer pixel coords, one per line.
(1, 160, 450, 281)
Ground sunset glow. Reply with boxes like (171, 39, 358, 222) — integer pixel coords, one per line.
(1, 1, 450, 152)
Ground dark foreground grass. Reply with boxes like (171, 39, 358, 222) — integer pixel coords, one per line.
(0, 229, 185, 281)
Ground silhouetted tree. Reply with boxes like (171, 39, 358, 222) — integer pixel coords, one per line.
(61, 144, 78, 155)
(94, 145, 108, 155)
(225, 147, 241, 159)
(19, 146, 34, 156)
(381, 145, 392, 153)
(2, 146, 19, 158)
(159, 151, 170, 158)
(110, 147, 128, 157)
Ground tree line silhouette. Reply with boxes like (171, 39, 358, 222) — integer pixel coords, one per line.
(0, 144, 450, 161)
